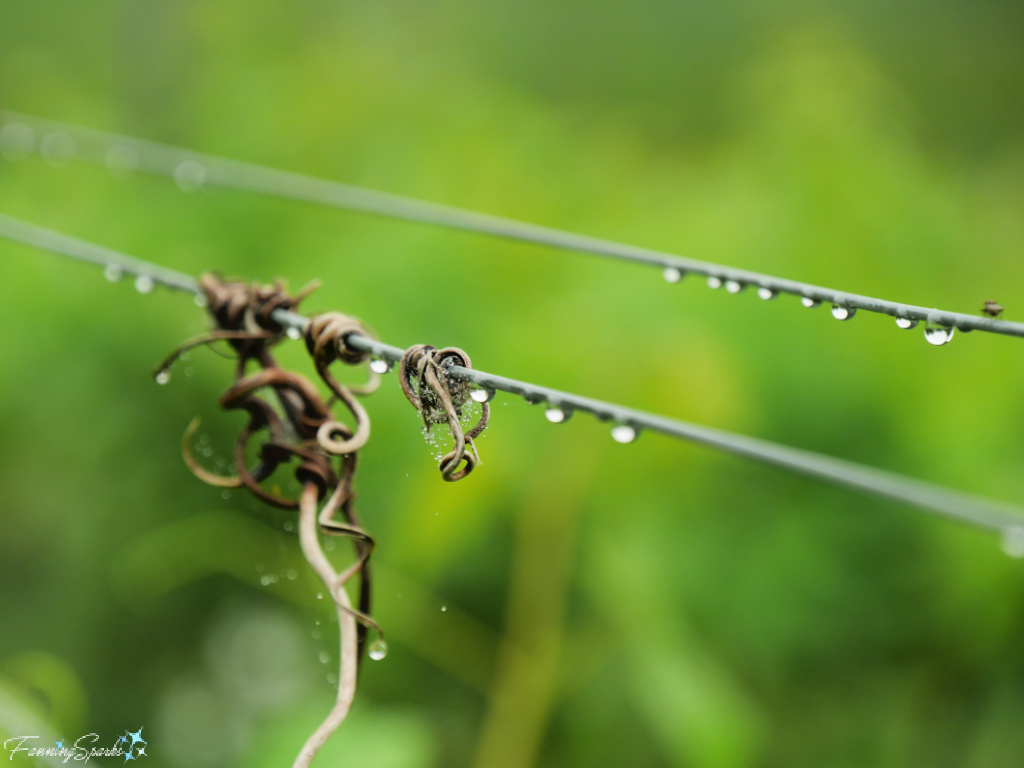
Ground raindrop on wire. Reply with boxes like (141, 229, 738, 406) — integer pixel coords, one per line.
(801, 296, 821, 308)
(757, 287, 776, 300)
(286, 326, 302, 340)
(611, 425, 637, 444)
(662, 267, 683, 283)
(545, 407, 568, 423)
(895, 316, 918, 330)
(104, 264, 123, 283)
(370, 358, 392, 374)
(135, 275, 154, 294)
(368, 638, 388, 661)
(924, 324, 954, 346)
(1002, 527, 1024, 558)
(831, 305, 855, 321)
(707, 276, 723, 289)
(724, 280, 744, 294)
(471, 387, 494, 403)
(155, 370, 171, 386)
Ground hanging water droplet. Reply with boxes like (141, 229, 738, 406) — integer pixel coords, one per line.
(316, 592, 323, 600)
(104, 264, 123, 283)
(368, 638, 389, 661)
(801, 296, 821, 308)
(545, 407, 567, 423)
(707, 276, 723, 289)
(440, 605, 447, 612)
(155, 370, 171, 386)
(757, 287, 776, 300)
(662, 267, 682, 283)
(370, 358, 391, 374)
(318, 651, 330, 664)
(106, 145, 140, 177)
(724, 280, 744, 294)
(471, 386, 493, 403)
(174, 159, 207, 192)
(0, 122, 34, 160)
(134, 275, 154, 294)
(895, 316, 918, 330)
(1002, 527, 1024, 558)
(286, 327, 304, 341)
(611, 425, 637, 444)
(831, 305, 855, 321)
(923, 324, 954, 346)
(40, 132, 76, 167)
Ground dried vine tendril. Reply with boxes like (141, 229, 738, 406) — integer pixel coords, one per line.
(154, 274, 381, 768)
(399, 344, 490, 481)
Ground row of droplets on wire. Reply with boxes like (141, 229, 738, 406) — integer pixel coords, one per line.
(1, 119, 961, 347)
(661, 267, 956, 346)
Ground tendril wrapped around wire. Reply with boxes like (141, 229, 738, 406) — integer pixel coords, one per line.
(155, 274, 381, 768)
(399, 344, 490, 481)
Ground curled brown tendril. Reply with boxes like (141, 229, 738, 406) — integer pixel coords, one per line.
(156, 275, 382, 767)
(399, 344, 490, 481)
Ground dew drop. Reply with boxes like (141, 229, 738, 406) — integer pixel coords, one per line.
(801, 296, 821, 308)
(545, 407, 567, 423)
(923, 324, 955, 346)
(440, 605, 447, 612)
(370, 358, 391, 374)
(724, 280, 744, 294)
(40, 132, 76, 166)
(221, 490, 231, 500)
(134, 275, 154, 294)
(757, 287, 776, 300)
(471, 387, 494, 403)
(1002, 527, 1024, 558)
(326, 673, 338, 686)
(316, 592, 323, 600)
(318, 651, 330, 664)
(104, 264, 123, 283)
(0, 122, 34, 160)
(285, 569, 298, 580)
(707, 276, 723, 289)
(285, 326, 302, 340)
(662, 267, 683, 284)
(895, 316, 918, 330)
(106, 145, 140, 177)
(283, 520, 295, 532)
(174, 160, 207, 192)
(831, 305, 855, 321)
(611, 425, 637, 444)
(155, 370, 171, 386)
(368, 638, 389, 661)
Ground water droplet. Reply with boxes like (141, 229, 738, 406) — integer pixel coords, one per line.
(260, 575, 275, 586)
(174, 160, 207, 192)
(283, 520, 295, 532)
(316, 592, 323, 600)
(0, 122, 34, 160)
(1002, 527, 1024, 558)
(285, 326, 302, 340)
(104, 264, 123, 283)
(801, 296, 821, 308)
(134, 275, 154, 294)
(368, 638, 388, 661)
(155, 370, 171, 385)
(40, 132, 76, 166)
(106, 145, 140, 177)
(370, 358, 391, 374)
(662, 267, 683, 283)
(471, 387, 494, 403)
(326, 673, 338, 686)
(707, 276, 723, 289)
(895, 316, 918, 330)
(724, 280, 744, 294)
(221, 490, 231, 500)
(545, 407, 567, 423)
(923, 324, 955, 346)
(831, 305, 855, 321)
(757, 287, 776, 300)
(318, 651, 330, 664)
(440, 605, 447, 612)
(611, 425, 637, 444)
(285, 569, 298, 580)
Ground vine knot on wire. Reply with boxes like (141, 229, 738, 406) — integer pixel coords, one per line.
(399, 344, 489, 482)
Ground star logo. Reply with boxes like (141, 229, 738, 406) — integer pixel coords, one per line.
(119, 727, 147, 761)
(56, 740, 64, 749)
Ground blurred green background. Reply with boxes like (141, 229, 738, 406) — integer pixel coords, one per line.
(2, 1, 1024, 766)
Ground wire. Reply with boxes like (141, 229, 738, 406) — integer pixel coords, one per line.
(3, 211, 1023, 538)
(1, 111, 1020, 342)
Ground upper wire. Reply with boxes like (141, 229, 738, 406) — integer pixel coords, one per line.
(1, 110, 1021, 341)
(3, 211, 1024, 538)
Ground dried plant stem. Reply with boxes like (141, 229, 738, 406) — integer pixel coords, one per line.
(293, 483, 359, 768)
